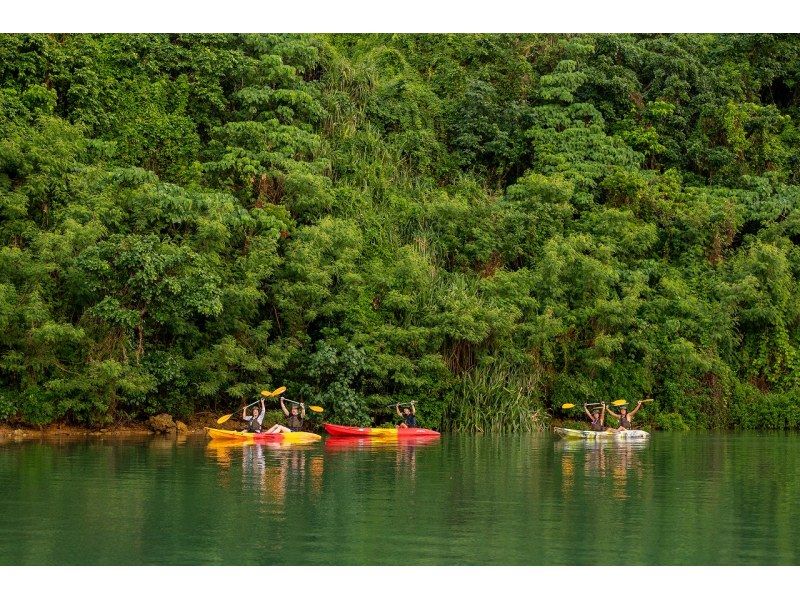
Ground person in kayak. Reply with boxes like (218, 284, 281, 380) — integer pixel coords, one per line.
(242, 397, 266, 433)
(606, 401, 644, 431)
(265, 397, 305, 434)
(396, 402, 417, 428)
(584, 403, 606, 432)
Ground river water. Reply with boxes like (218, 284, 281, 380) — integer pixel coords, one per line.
(1, 432, 798, 565)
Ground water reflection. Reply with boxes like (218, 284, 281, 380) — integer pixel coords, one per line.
(3, 432, 800, 564)
(555, 439, 648, 499)
(560, 453, 575, 496)
(204, 440, 323, 504)
(323, 436, 440, 484)
(203, 436, 442, 517)
(310, 455, 324, 496)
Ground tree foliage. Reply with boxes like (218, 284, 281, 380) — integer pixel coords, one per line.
(2, 33, 800, 429)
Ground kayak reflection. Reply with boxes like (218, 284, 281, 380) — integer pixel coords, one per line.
(323, 436, 440, 451)
(205, 440, 323, 504)
(324, 435, 439, 484)
(556, 438, 647, 500)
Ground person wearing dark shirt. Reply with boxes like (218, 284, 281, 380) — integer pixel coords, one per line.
(584, 403, 606, 432)
(606, 401, 643, 431)
(265, 397, 305, 434)
(396, 401, 417, 428)
(242, 397, 266, 433)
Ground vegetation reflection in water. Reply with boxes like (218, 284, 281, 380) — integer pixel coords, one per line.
(1, 433, 799, 565)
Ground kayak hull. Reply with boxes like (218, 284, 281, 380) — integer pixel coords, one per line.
(323, 423, 441, 438)
(205, 427, 321, 444)
(206, 439, 318, 451)
(553, 427, 650, 440)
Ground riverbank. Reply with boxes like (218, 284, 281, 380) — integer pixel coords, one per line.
(0, 410, 305, 442)
(0, 414, 221, 441)
(0, 422, 152, 439)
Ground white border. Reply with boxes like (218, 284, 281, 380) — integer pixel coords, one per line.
(2, 566, 798, 597)
(2, 1, 799, 33)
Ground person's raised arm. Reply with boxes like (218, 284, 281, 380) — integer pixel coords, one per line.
(411, 402, 416, 415)
(629, 401, 643, 417)
(396, 403, 402, 416)
(280, 397, 290, 416)
(584, 404, 592, 419)
(300, 402, 306, 418)
(606, 406, 620, 419)
(242, 405, 248, 420)
(600, 403, 606, 426)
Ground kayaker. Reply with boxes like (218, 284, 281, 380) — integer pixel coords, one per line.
(242, 397, 266, 433)
(265, 397, 305, 434)
(396, 402, 417, 428)
(584, 403, 605, 432)
(606, 401, 643, 431)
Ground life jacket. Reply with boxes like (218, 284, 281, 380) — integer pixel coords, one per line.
(404, 414, 417, 428)
(247, 415, 262, 433)
(287, 414, 303, 431)
(590, 418, 604, 431)
(618, 413, 631, 429)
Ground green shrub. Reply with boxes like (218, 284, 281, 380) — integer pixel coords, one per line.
(0, 391, 15, 421)
(732, 386, 800, 430)
(654, 412, 690, 431)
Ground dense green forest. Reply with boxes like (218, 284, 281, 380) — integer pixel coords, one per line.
(2, 34, 800, 431)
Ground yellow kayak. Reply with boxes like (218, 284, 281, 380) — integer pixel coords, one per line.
(205, 427, 321, 444)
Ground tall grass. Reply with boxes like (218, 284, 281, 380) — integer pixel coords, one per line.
(443, 363, 549, 433)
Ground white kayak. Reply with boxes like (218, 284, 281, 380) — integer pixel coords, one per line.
(553, 427, 650, 440)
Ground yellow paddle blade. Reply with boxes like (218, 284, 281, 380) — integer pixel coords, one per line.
(641, 398, 654, 403)
(216, 413, 233, 425)
(561, 403, 576, 409)
(260, 389, 273, 397)
(309, 405, 324, 413)
(611, 399, 628, 406)
(273, 386, 287, 396)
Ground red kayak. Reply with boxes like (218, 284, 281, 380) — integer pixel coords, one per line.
(323, 423, 441, 438)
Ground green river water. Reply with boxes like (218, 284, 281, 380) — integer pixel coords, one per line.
(1, 432, 798, 565)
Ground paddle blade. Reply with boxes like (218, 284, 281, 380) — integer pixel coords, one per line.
(641, 398, 654, 403)
(561, 403, 576, 409)
(273, 386, 287, 396)
(611, 399, 628, 406)
(216, 414, 233, 425)
(309, 405, 324, 413)
(261, 390, 273, 397)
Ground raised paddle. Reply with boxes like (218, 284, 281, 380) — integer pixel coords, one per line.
(216, 388, 279, 425)
(609, 399, 653, 408)
(561, 399, 650, 411)
(562, 404, 592, 410)
(281, 397, 324, 413)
